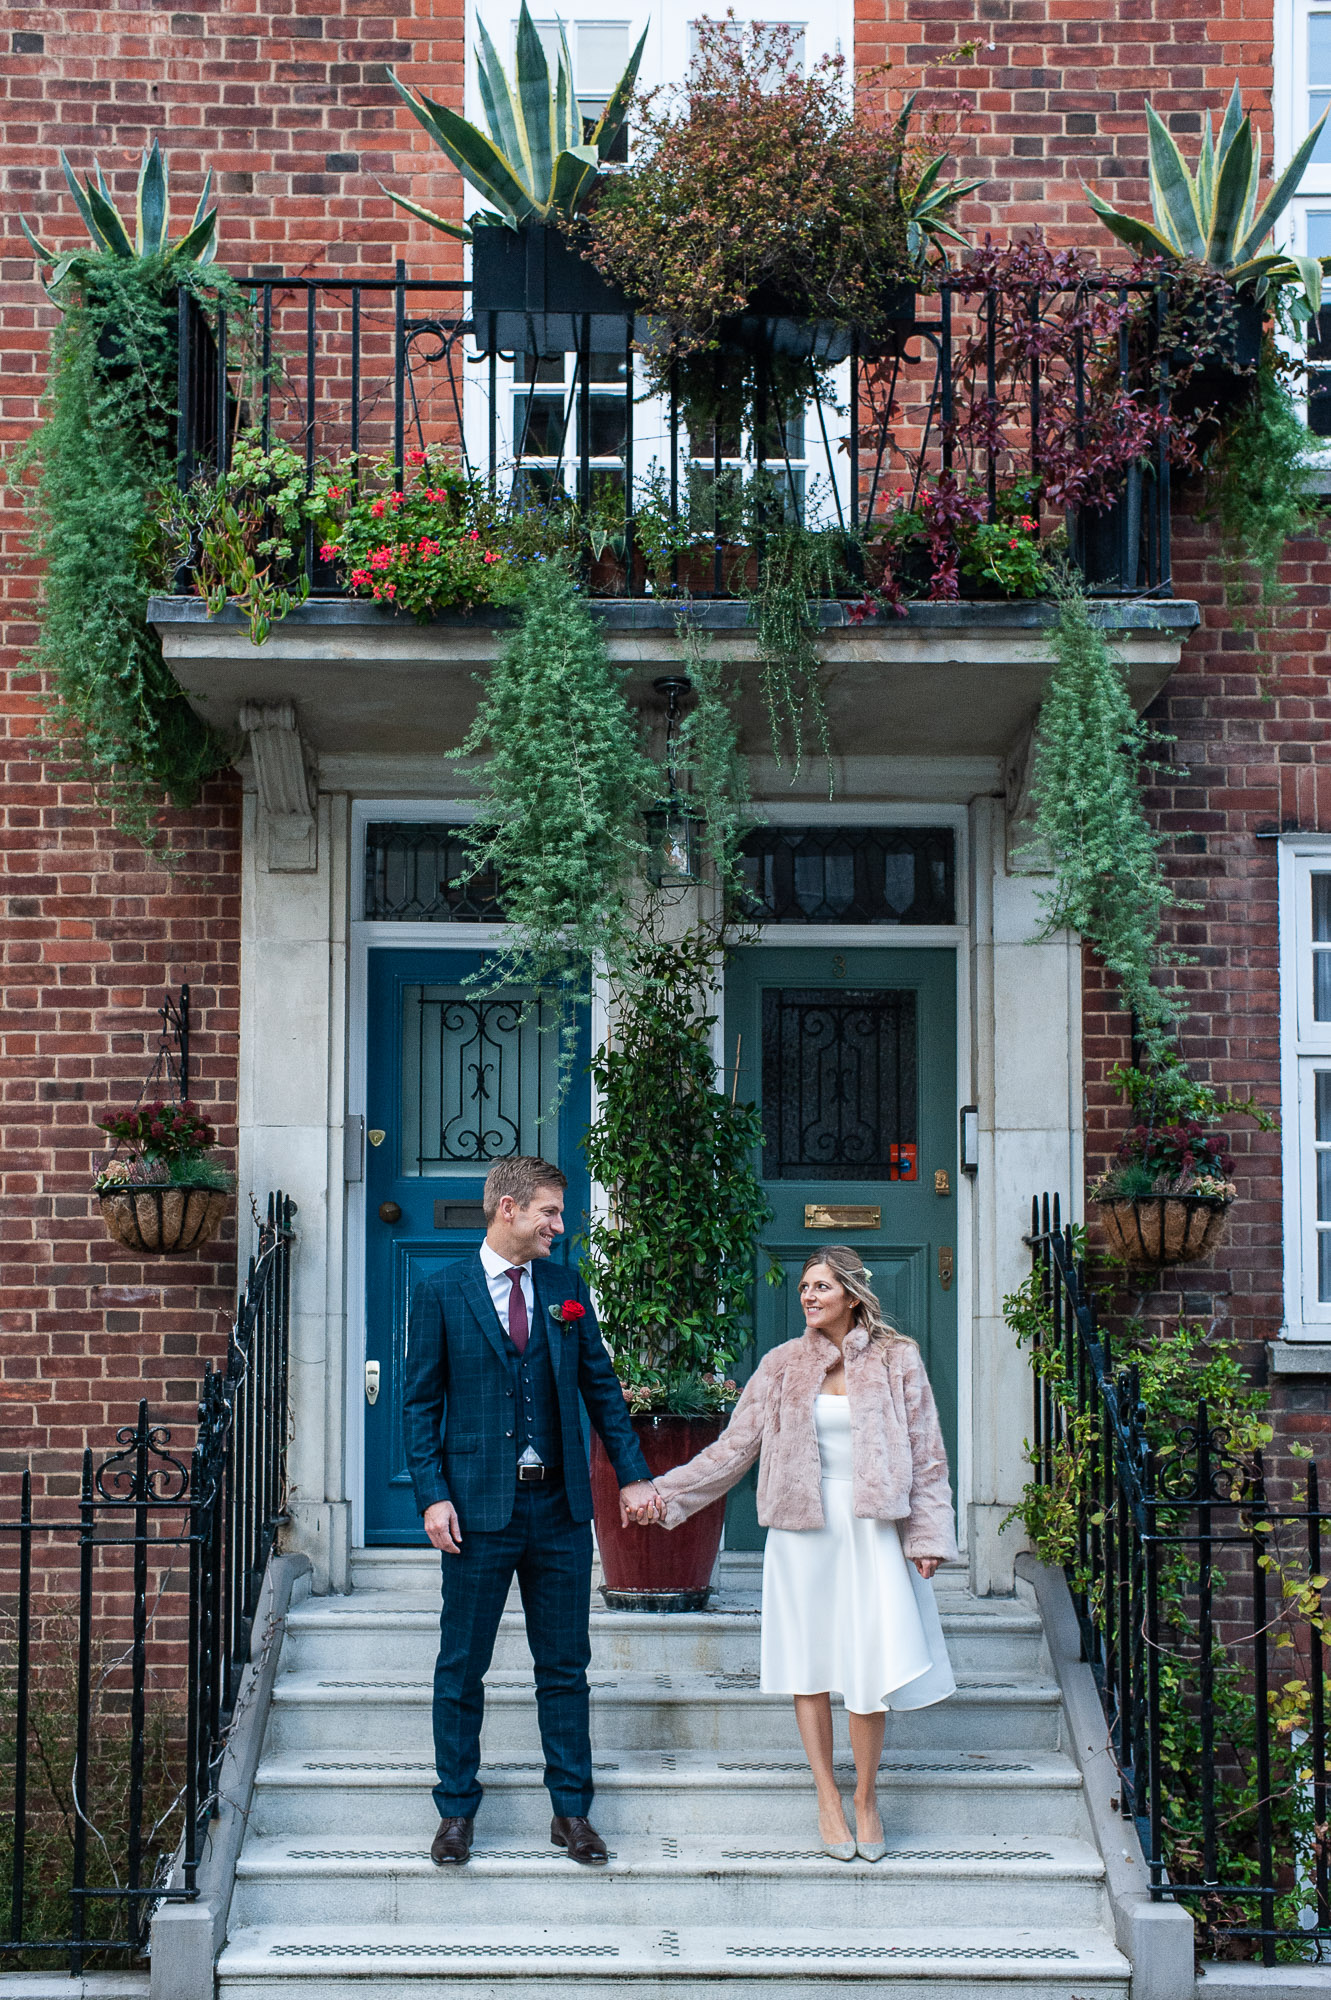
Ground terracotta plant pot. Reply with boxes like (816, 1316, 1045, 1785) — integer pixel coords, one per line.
(98, 1184, 231, 1256)
(1092, 1193, 1230, 1267)
(591, 1412, 727, 1611)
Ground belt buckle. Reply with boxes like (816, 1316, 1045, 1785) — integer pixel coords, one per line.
(517, 1452, 545, 1484)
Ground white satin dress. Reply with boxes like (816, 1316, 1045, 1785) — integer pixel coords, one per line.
(759, 1394, 957, 1714)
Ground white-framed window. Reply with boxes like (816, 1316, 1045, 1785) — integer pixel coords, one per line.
(1275, 0, 1331, 432)
(1279, 839, 1331, 1334)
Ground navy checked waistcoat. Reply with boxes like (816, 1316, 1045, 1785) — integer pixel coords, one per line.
(401, 1252, 651, 1531)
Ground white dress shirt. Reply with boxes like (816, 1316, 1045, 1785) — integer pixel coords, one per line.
(479, 1238, 534, 1337)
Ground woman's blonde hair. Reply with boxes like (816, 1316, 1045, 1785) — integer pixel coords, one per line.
(799, 1245, 902, 1349)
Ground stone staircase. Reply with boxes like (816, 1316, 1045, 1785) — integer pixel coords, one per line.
(217, 1549, 1130, 1998)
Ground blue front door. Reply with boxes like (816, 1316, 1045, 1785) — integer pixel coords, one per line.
(362, 948, 591, 1543)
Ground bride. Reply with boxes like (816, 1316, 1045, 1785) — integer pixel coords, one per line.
(627, 1245, 956, 1860)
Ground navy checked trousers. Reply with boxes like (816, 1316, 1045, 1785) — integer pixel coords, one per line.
(432, 1480, 594, 1821)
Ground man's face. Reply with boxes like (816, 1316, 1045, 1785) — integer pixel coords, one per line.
(500, 1187, 565, 1262)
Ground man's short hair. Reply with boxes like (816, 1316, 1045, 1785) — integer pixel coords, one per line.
(482, 1156, 568, 1221)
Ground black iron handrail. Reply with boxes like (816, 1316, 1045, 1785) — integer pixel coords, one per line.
(1027, 1193, 1331, 1964)
(0, 1192, 293, 1974)
(172, 264, 1176, 602)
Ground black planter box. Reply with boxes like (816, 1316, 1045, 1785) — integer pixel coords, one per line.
(471, 222, 631, 355)
(1067, 464, 1145, 594)
(1167, 295, 1264, 421)
(724, 279, 917, 367)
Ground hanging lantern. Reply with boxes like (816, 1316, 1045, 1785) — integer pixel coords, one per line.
(646, 676, 703, 886)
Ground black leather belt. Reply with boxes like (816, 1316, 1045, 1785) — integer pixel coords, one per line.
(517, 1461, 548, 1483)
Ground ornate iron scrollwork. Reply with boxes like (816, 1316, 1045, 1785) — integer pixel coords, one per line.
(761, 987, 918, 1181)
(94, 1404, 191, 1505)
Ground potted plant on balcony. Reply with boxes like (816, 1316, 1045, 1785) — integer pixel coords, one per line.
(383, 1, 645, 354)
(94, 1099, 234, 1255)
(581, 19, 981, 417)
(1089, 1057, 1273, 1267)
(1086, 85, 1331, 417)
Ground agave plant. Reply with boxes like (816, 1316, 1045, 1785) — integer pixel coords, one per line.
(896, 96, 985, 267)
(1086, 85, 1331, 313)
(383, 0, 647, 240)
(21, 139, 218, 286)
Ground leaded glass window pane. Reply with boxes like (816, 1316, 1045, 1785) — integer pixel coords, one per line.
(364, 824, 504, 921)
(738, 826, 954, 925)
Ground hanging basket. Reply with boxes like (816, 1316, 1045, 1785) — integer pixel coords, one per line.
(97, 1184, 231, 1256)
(1092, 1193, 1230, 1268)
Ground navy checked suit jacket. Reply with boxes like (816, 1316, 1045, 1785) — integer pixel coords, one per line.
(402, 1253, 651, 1531)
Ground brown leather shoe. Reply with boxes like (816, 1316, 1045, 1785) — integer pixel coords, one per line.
(430, 1816, 474, 1866)
(551, 1814, 609, 1865)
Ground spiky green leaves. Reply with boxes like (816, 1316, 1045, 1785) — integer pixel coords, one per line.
(383, 0, 646, 236)
(1086, 84, 1331, 312)
(21, 140, 218, 287)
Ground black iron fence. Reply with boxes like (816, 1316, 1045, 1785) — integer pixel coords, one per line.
(173, 262, 1178, 601)
(0, 1193, 293, 1974)
(1027, 1194, 1330, 1963)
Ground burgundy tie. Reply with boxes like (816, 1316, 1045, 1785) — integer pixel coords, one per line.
(505, 1267, 529, 1354)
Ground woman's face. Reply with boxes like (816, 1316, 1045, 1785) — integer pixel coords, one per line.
(799, 1263, 856, 1341)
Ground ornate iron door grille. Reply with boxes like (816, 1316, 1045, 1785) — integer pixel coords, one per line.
(738, 826, 954, 926)
(364, 823, 503, 921)
(761, 988, 918, 1180)
(401, 985, 555, 1175)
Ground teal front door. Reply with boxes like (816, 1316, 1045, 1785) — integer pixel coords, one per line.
(362, 948, 590, 1543)
(723, 946, 958, 1549)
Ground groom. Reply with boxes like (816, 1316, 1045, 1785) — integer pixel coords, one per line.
(402, 1155, 660, 1868)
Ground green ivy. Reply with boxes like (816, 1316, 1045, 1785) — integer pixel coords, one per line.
(1202, 350, 1319, 634)
(456, 559, 657, 1070)
(1027, 572, 1187, 1058)
(746, 519, 847, 782)
(1005, 1264, 1321, 1957)
(582, 929, 777, 1412)
(9, 255, 232, 848)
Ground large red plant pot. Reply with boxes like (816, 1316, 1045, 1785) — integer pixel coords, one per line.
(591, 1413, 726, 1612)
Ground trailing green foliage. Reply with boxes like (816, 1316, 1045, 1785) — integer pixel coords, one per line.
(1027, 573, 1186, 1056)
(746, 521, 846, 782)
(1201, 352, 1318, 633)
(1005, 1265, 1322, 1956)
(9, 255, 231, 847)
(672, 614, 755, 902)
(456, 559, 657, 1066)
(582, 929, 776, 1413)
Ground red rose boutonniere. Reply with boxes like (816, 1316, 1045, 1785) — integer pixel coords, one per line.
(549, 1299, 586, 1327)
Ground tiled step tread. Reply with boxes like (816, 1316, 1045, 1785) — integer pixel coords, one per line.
(219, 1921, 1129, 1981)
(253, 1745, 1084, 1791)
(271, 1667, 1059, 1705)
(235, 1830, 1105, 1881)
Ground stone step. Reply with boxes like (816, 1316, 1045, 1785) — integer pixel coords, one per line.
(229, 1830, 1108, 1931)
(248, 1747, 1088, 1839)
(281, 1600, 1045, 1676)
(217, 1920, 1131, 2000)
(345, 1549, 974, 1601)
(262, 1668, 1064, 1759)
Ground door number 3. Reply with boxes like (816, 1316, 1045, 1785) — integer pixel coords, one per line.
(831, 953, 846, 979)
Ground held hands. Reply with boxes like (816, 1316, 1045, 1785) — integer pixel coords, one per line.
(620, 1480, 665, 1528)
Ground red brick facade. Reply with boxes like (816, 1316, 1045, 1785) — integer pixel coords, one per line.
(0, 2, 1325, 1487)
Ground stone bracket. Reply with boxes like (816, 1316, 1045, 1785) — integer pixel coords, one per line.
(239, 700, 317, 871)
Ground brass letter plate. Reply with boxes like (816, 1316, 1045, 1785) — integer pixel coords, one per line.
(804, 1204, 881, 1229)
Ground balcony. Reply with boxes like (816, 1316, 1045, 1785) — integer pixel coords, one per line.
(152, 268, 1199, 781)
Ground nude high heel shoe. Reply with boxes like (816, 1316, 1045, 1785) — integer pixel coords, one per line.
(819, 1801, 856, 1862)
(855, 1802, 887, 1862)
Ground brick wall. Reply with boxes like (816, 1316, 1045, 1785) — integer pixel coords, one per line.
(0, 0, 473, 1486)
(1082, 505, 1331, 1481)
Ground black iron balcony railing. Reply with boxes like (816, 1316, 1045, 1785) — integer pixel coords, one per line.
(172, 262, 1177, 605)
(1027, 1195, 1331, 1964)
(0, 1194, 293, 1975)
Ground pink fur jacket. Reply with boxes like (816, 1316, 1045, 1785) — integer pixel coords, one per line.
(653, 1326, 958, 1560)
